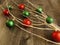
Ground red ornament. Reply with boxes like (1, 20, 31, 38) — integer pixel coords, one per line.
(52, 31, 60, 42)
(18, 4, 25, 10)
(3, 9, 9, 16)
(23, 18, 31, 26)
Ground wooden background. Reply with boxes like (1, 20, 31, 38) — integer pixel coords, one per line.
(0, 0, 60, 45)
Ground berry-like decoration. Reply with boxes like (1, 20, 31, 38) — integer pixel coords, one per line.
(18, 4, 25, 10)
(46, 16, 54, 24)
(52, 31, 60, 42)
(6, 20, 15, 28)
(8, 5, 12, 10)
(23, 10, 30, 17)
(36, 6, 43, 13)
(23, 18, 31, 26)
(3, 9, 9, 16)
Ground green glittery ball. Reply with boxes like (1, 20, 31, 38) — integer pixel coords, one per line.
(23, 10, 30, 17)
(6, 20, 15, 28)
(36, 6, 43, 13)
(46, 16, 54, 24)
(8, 5, 12, 10)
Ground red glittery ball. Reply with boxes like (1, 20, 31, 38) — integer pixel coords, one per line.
(18, 4, 25, 10)
(3, 9, 9, 16)
(23, 18, 31, 26)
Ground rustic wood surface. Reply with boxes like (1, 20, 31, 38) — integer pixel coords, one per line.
(0, 0, 60, 45)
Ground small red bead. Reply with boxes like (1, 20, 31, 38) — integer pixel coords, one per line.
(52, 31, 60, 42)
(18, 4, 25, 10)
(23, 18, 31, 26)
(3, 9, 9, 16)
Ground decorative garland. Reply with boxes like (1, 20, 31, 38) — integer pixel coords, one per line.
(0, 0, 60, 44)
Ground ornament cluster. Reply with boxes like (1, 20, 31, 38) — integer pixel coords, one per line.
(2, 3, 60, 42)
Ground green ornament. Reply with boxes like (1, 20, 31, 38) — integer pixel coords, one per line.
(8, 5, 12, 10)
(6, 20, 15, 28)
(23, 10, 30, 17)
(46, 16, 54, 24)
(36, 6, 43, 13)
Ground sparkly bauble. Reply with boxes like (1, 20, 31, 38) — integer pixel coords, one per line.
(23, 18, 31, 26)
(46, 16, 54, 24)
(36, 6, 43, 13)
(23, 11, 30, 17)
(52, 31, 60, 42)
(18, 4, 25, 10)
(6, 20, 15, 28)
(8, 5, 12, 10)
(3, 9, 9, 16)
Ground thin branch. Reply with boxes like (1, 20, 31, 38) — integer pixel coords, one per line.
(15, 24, 60, 45)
